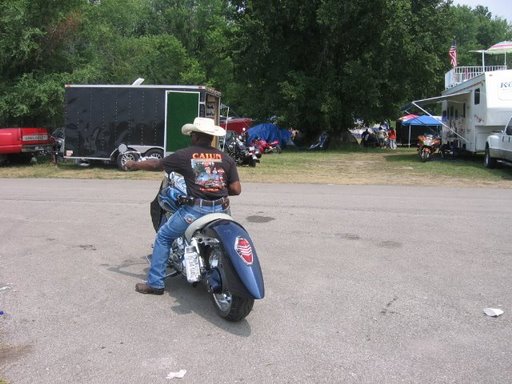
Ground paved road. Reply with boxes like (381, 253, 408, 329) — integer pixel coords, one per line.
(1, 178, 512, 384)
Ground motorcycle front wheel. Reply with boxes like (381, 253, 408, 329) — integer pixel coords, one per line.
(419, 148, 430, 162)
(211, 291, 254, 322)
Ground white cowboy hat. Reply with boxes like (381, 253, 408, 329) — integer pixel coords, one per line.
(181, 117, 226, 137)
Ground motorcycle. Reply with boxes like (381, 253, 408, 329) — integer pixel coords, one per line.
(149, 172, 265, 322)
(48, 127, 65, 163)
(251, 137, 282, 154)
(417, 134, 442, 162)
(223, 130, 260, 167)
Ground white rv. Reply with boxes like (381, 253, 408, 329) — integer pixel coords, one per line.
(408, 64, 512, 154)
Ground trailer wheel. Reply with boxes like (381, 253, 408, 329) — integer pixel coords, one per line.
(145, 149, 164, 160)
(117, 151, 139, 171)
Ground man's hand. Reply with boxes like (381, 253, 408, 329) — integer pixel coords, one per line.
(124, 160, 138, 171)
(124, 158, 164, 172)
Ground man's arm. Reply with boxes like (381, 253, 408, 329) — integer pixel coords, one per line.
(124, 159, 164, 172)
(228, 180, 241, 196)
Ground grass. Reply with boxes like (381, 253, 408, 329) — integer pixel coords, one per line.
(0, 145, 511, 187)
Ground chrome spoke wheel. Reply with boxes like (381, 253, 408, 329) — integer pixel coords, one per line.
(209, 245, 255, 321)
(213, 291, 233, 313)
(117, 151, 140, 170)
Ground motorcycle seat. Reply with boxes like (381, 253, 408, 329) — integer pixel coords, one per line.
(184, 213, 235, 241)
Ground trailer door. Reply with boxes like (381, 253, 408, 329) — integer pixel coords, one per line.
(165, 91, 200, 154)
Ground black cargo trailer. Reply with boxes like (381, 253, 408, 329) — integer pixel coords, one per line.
(63, 84, 221, 169)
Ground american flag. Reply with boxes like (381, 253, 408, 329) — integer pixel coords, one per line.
(449, 40, 457, 68)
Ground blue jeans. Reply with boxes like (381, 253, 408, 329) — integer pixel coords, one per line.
(146, 203, 229, 289)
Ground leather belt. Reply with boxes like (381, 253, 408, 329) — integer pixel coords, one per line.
(193, 196, 229, 208)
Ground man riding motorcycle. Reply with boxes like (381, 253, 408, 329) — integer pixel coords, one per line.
(125, 117, 241, 295)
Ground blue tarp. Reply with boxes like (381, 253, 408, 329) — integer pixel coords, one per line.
(246, 123, 292, 147)
(401, 115, 442, 126)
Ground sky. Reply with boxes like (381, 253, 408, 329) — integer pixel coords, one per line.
(452, 0, 512, 23)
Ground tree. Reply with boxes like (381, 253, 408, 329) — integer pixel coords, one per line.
(0, 0, 89, 126)
(144, 0, 237, 98)
(230, 0, 454, 137)
(1, 0, 510, 139)
(448, 4, 511, 67)
(111, 35, 206, 84)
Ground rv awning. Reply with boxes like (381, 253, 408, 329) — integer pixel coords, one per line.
(401, 91, 471, 143)
(402, 91, 471, 111)
(401, 115, 442, 126)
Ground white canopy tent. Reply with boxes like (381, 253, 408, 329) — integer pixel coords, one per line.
(470, 40, 512, 68)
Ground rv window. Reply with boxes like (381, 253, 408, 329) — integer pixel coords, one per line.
(455, 109, 458, 118)
(506, 118, 512, 135)
(449, 106, 454, 118)
(474, 88, 480, 105)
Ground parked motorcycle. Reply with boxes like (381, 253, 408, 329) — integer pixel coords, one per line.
(251, 137, 282, 154)
(149, 172, 265, 322)
(417, 134, 442, 162)
(223, 131, 260, 167)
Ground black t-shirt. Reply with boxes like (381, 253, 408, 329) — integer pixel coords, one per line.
(162, 144, 239, 200)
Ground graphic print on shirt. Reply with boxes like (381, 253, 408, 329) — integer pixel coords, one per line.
(191, 154, 226, 192)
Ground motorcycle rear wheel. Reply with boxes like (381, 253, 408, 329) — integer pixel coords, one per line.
(211, 291, 254, 322)
(208, 244, 255, 321)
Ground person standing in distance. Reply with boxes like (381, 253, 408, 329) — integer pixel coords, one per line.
(125, 117, 241, 295)
(388, 126, 397, 150)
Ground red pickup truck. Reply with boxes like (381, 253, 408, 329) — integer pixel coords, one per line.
(220, 117, 253, 134)
(0, 127, 53, 164)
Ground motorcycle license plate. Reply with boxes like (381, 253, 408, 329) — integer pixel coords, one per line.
(249, 146, 255, 151)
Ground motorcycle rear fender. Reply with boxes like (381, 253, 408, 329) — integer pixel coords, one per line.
(187, 215, 265, 299)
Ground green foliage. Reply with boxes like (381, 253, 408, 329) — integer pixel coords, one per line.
(229, 0, 455, 136)
(449, 4, 511, 67)
(0, 72, 66, 126)
(0, 0, 87, 126)
(105, 35, 205, 84)
(144, 0, 237, 90)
